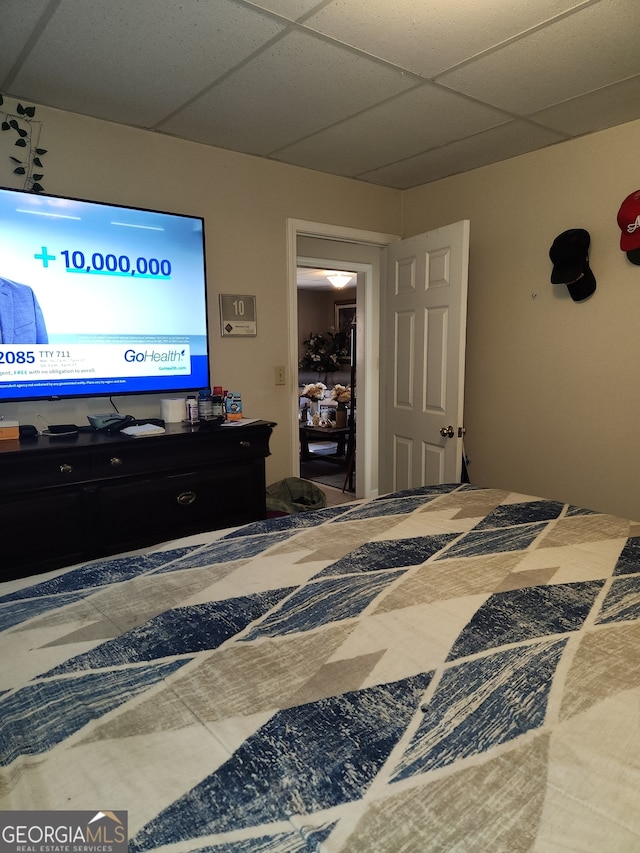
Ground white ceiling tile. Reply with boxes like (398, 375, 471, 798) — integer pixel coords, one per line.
(9, 0, 287, 127)
(532, 75, 640, 136)
(0, 0, 50, 84)
(272, 84, 511, 176)
(3, 0, 640, 188)
(241, 0, 327, 20)
(359, 121, 568, 189)
(436, 0, 640, 114)
(158, 29, 416, 154)
(303, 0, 590, 77)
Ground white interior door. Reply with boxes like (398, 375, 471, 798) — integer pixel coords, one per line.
(380, 220, 470, 492)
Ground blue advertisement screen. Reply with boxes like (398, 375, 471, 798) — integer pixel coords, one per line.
(0, 187, 209, 401)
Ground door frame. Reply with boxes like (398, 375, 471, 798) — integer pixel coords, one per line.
(286, 219, 398, 498)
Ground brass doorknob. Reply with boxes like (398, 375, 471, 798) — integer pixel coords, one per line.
(440, 425, 455, 438)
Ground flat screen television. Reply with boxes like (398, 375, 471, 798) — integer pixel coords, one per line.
(0, 186, 209, 403)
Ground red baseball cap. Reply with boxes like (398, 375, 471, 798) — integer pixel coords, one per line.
(617, 190, 640, 252)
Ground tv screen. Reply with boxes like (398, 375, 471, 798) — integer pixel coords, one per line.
(0, 186, 209, 402)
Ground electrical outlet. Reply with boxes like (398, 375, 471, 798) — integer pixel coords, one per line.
(274, 365, 286, 385)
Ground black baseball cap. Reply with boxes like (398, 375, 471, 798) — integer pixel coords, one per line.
(549, 229, 596, 302)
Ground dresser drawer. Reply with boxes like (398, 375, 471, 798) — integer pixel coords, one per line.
(93, 458, 266, 553)
(89, 430, 270, 478)
(0, 489, 87, 580)
(0, 446, 93, 491)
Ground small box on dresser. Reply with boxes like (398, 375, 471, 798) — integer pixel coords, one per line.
(0, 420, 19, 440)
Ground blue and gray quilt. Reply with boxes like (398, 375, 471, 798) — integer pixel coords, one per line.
(1, 484, 640, 851)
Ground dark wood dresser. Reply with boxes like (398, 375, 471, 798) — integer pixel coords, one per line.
(0, 420, 275, 580)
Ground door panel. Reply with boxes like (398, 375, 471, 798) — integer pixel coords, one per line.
(381, 220, 470, 492)
(424, 440, 446, 484)
(394, 310, 415, 407)
(425, 305, 447, 412)
(393, 435, 412, 492)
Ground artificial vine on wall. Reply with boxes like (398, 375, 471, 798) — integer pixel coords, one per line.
(0, 94, 47, 192)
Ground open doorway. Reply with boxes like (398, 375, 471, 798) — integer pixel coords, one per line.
(297, 266, 357, 494)
(287, 219, 399, 500)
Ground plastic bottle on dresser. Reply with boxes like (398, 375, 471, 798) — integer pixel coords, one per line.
(198, 389, 214, 420)
(212, 394, 223, 418)
(212, 386, 224, 418)
(186, 395, 199, 423)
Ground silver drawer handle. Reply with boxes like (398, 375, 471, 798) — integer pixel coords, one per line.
(239, 440, 251, 448)
(177, 491, 197, 506)
(110, 457, 123, 467)
(59, 463, 74, 474)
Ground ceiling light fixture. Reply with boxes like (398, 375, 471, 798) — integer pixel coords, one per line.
(327, 272, 352, 289)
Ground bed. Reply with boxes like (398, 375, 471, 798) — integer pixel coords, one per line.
(2, 483, 640, 851)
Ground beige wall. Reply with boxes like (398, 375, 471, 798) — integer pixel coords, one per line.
(402, 119, 640, 519)
(0, 103, 401, 485)
(297, 285, 356, 361)
(2, 100, 640, 519)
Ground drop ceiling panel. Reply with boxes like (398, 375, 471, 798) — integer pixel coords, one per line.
(249, 0, 327, 18)
(303, 0, 591, 78)
(158, 29, 417, 154)
(531, 74, 640, 136)
(273, 85, 512, 177)
(8, 0, 288, 127)
(360, 120, 567, 189)
(2, 0, 640, 189)
(0, 0, 50, 82)
(436, 0, 640, 114)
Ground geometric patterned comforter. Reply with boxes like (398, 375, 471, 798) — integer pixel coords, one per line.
(2, 483, 640, 852)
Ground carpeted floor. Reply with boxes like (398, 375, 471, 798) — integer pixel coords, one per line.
(318, 483, 354, 506)
(300, 459, 351, 491)
(300, 442, 354, 493)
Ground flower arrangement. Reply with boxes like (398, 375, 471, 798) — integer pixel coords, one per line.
(298, 329, 347, 373)
(331, 384, 351, 406)
(301, 381, 326, 402)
